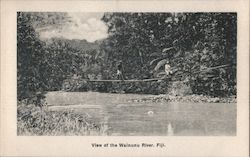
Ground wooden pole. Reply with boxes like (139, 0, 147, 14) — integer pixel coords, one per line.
(193, 64, 230, 74)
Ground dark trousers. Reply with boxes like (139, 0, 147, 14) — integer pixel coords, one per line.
(117, 73, 124, 80)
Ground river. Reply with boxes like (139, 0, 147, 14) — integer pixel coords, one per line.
(46, 91, 236, 136)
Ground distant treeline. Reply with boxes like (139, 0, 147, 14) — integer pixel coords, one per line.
(17, 12, 236, 101)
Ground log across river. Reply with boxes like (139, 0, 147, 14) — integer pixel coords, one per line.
(46, 91, 236, 136)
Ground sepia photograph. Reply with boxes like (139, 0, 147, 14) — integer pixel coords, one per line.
(1, 0, 249, 156)
(17, 12, 237, 136)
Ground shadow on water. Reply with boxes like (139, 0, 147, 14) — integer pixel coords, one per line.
(47, 92, 236, 136)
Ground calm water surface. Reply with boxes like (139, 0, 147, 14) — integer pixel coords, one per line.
(46, 92, 236, 136)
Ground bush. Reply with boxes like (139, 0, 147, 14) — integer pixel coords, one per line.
(17, 101, 103, 136)
(168, 81, 193, 96)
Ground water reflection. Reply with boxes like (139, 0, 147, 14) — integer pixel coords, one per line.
(49, 102, 236, 136)
(167, 122, 174, 136)
(103, 103, 236, 136)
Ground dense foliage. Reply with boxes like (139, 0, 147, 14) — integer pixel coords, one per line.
(101, 13, 237, 96)
(17, 12, 237, 103)
(17, 12, 103, 101)
(17, 12, 48, 102)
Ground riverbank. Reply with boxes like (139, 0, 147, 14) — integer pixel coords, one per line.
(45, 91, 236, 105)
(129, 94, 236, 103)
(17, 101, 103, 135)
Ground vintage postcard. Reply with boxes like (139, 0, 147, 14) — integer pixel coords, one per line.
(0, 0, 249, 157)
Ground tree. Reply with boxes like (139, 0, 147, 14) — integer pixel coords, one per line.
(101, 13, 237, 96)
(17, 12, 49, 101)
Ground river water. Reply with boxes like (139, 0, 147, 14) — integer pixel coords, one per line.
(46, 91, 236, 136)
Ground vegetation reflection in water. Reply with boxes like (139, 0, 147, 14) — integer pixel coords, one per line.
(46, 92, 236, 136)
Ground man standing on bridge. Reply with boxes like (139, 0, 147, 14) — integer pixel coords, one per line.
(117, 61, 125, 80)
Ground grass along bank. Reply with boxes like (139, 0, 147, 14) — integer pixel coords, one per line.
(17, 101, 105, 136)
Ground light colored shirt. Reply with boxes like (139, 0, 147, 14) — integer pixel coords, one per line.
(165, 64, 172, 75)
(117, 70, 122, 75)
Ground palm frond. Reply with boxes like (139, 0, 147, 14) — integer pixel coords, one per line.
(162, 47, 175, 53)
(154, 59, 168, 71)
